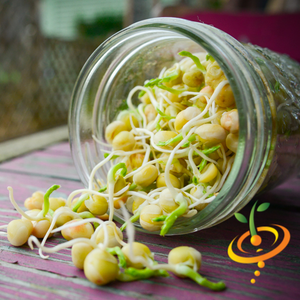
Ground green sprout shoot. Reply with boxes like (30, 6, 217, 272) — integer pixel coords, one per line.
(42, 185, 60, 217)
(72, 193, 89, 212)
(178, 51, 206, 73)
(206, 53, 215, 62)
(152, 215, 167, 222)
(198, 159, 207, 172)
(138, 90, 146, 98)
(99, 185, 107, 192)
(104, 153, 119, 160)
(156, 108, 176, 120)
(120, 210, 140, 232)
(192, 176, 199, 185)
(175, 264, 226, 291)
(160, 193, 188, 236)
(274, 81, 280, 93)
(107, 246, 127, 268)
(118, 267, 169, 282)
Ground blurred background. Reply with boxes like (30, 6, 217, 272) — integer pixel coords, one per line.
(1, 0, 300, 144)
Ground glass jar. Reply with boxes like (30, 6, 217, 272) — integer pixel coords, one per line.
(69, 17, 300, 235)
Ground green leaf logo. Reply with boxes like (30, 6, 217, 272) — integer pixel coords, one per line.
(257, 202, 270, 212)
(234, 213, 248, 223)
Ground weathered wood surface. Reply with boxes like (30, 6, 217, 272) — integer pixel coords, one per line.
(0, 142, 299, 300)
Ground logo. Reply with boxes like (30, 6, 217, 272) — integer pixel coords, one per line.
(228, 201, 291, 284)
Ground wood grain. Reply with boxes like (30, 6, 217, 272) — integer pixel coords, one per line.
(0, 142, 299, 300)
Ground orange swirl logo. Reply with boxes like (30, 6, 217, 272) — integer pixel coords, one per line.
(228, 201, 291, 284)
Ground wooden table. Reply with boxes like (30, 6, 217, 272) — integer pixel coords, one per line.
(0, 141, 299, 300)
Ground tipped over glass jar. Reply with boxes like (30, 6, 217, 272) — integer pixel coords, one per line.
(69, 18, 300, 235)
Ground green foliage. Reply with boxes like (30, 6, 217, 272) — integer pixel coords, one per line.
(98, 185, 107, 192)
(77, 15, 123, 39)
(257, 202, 270, 212)
(138, 90, 146, 98)
(234, 213, 248, 223)
(198, 159, 207, 172)
(178, 51, 206, 73)
(206, 54, 215, 62)
(192, 176, 199, 185)
(274, 81, 280, 93)
(104, 153, 119, 160)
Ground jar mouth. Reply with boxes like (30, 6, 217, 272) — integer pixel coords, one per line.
(69, 17, 272, 234)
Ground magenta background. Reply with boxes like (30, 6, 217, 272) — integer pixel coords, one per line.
(182, 12, 300, 62)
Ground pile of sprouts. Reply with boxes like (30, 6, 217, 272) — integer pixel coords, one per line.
(94, 50, 239, 235)
(0, 50, 239, 290)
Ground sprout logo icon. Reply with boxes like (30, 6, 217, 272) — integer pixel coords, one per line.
(228, 201, 291, 284)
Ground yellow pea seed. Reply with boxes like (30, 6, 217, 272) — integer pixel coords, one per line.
(175, 107, 201, 132)
(61, 219, 94, 241)
(133, 165, 158, 187)
(197, 86, 214, 103)
(84, 248, 119, 285)
(226, 133, 239, 153)
(215, 85, 235, 107)
(165, 105, 180, 117)
(24, 191, 44, 210)
(113, 195, 128, 209)
(182, 69, 204, 87)
(156, 173, 181, 189)
(216, 158, 224, 173)
(112, 131, 136, 151)
(154, 131, 178, 149)
(72, 197, 88, 213)
(105, 121, 128, 144)
(195, 124, 226, 147)
(117, 110, 139, 130)
(207, 151, 219, 161)
(190, 187, 209, 211)
(56, 214, 73, 227)
(140, 204, 163, 232)
(32, 219, 52, 239)
(159, 154, 184, 174)
(7, 219, 33, 247)
(85, 195, 108, 215)
(221, 109, 239, 133)
(165, 84, 185, 103)
(163, 65, 182, 87)
(205, 61, 226, 88)
(146, 120, 155, 131)
(198, 163, 218, 183)
(144, 104, 157, 122)
(49, 197, 66, 211)
(122, 242, 153, 269)
(168, 246, 202, 273)
(130, 153, 145, 169)
(179, 57, 195, 72)
(72, 242, 94, 269)
(114, 176, 127, 193)
(140, 91, 152, 104)
(95, 224, 123, 247)
(159, 189, 179, 213)
(32, 191, 45, 199)
(132, 195, 146, 213)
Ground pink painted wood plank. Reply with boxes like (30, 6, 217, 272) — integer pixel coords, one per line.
(0, 151, 80, 181)
(0, 142, 299, 300)
(46, 142, 71, 153)
(0, 263, 133, 300)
